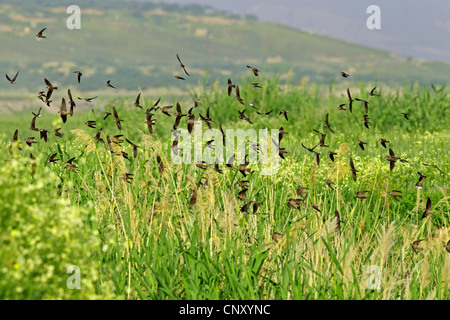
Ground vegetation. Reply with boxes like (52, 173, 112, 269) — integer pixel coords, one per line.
(1, 76, 448, 299)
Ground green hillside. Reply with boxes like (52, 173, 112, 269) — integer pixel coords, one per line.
(0, 0, 449, 97)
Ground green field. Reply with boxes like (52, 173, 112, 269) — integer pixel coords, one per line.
(1, 75, 449, 299)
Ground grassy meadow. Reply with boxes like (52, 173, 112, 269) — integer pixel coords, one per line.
(0, 76, 449, 300)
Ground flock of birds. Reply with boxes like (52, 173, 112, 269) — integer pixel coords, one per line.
(5, 27, 449, 254)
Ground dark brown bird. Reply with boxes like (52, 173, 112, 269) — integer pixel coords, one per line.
(126, 138, 140, 158)
(39, 129, 49, 142)
(369, 87, 380, 96)
(324, 179, 335, 190)
(214, 159, 223, 174)
(47, 153, 59, 164)
(176, 54, 189, 76)
(103, 112, 112, 120)
(247, 65, 259, 76)
(301, 143, 318, 153)
(252, 201, 262, 214)
(78, 96, 97, 102)
(36, 27, 47, 39)
(6, 70, 19, 84)
(252, 83, 262, 88)
(187, 113, 195, 134)
(149, 97, 162, 111)
(287, 198, 303, 210)
(358, 140, 368, 151)
(174, 75, 185, 80)
(235, 85, 245, 105)
(73, 71, 82, 83)
(64, 157, 77, 172)
(313, 129, 328, 147)
(94, 128, 104, 143)
(67, 89, 76, 109)
(238, 109, 253, 124)
(112, 135, 123, 144)
(341, 71, 350, 78)
(324, 113, 334, 133)
(338, 104, 346, 111)
(362, 114, 370, 129)
(240, 201, 253, 214)
(385, 148, 401, 171)
(122, 173, 134, 184)
(106, 80, 116, 89)
(85, 121, 96, 129)
(355, 190, 369, 199)
(379, 139, 390, 148)
(112, 106, 122, 130)
(134, 93, 143, 109)
(145, 109, 155, 134)
(256, 110, 273, 117)
(278, 127, 288, 142)
(227, 78, 235, 96)
(312, 151, 320, 166)
(411, 239, 425, 254)
(355, 98, 369, 113)
(312, 203, 321, 213)
(54, 128, 64, 138)
(401, 113, 409, 120)
(328, 151, 337, 162)
(195, 161, 208, 170)
(445, 240, 450, 254)
(237, 180, 249, 188)
(10, 129, 22, 151)
(157, 155, 164, 174)
(44, 78, 57, 102)
(347, 88, 354, 113)
(421, 197, 433, 219)
(423, 163, 444, 174)
(415, 172, 427, 189)
(59, 98, 73, 123)
(389, 189, 403, 201)
(30, 115, 39, 132)
(296, 186, 309, 199)
(349, 157, 358, 181)
(279, 110, 289, 121)
(162, 105, 173, 117)
(237, 188, 249, 201)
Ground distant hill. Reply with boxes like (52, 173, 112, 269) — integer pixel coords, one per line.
(0, 0, 449, 96)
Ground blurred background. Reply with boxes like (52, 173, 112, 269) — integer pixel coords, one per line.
(0, 0, 449, 112)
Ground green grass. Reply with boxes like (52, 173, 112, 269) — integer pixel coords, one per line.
(0, 77, 449, 300)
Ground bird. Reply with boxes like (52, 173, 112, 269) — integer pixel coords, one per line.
(10, 129, 22, 151)
(32, 107, 42, 118)
(369, 87, 380, 96)
(235, 85, 245, 105)
(362, 114, 370, 129)
(411, 239, 425, 254)
(389, 189, 403, 201)
(422, 163, 444, 174)
(174, 75, 185, 80)
(301, 143, 318, 153)
(385, 148, 401, 171)
(238, 109, 253, 124)
(355, 98, 369, 113)
(227, 78, 235, 96)
(347, 88, 354, 113)
(379, 139, 390, 148)
(240, 202, 253, 214)
(247, 65, 259, 76)
(94, 129, 104, 143)
(29, 115, 39, 132)
(189, 188, 197, 209)
(6, 70, 19, 84)
(78, 96, 97, 102)
(106, 80, 116, 89)
(313, 129, 328, 147)
(328, 151, 337, 162)
(312, 151, 320, 166)
(237, 189, 249, 201)
(59, 98, 73, 123)
(39, 129, 49, 143)
(176, 54, 189, 76)
(256, 110, 273, 117)
(187, 113, 195, 134)
(341, 71, 350, 78)
(287, 198, 303, 210)
(67, 89, 76, 109)
(421, 197, 433, 219)
(236, 180, 249, 188)
(85, 121, 96, 129)
(156, 155, 164, 174)
(324, 179, 335, 190)
(162, 105, 173, 117)
(24, 137, 37, 147)
(64, 157, 78, 172)
(334, 209, 341, 232)
(73, 71, 82, 83)
(445, 240, 450, 254)
(36, 27, 47, 39)
(122, 173, 134, 184)
(279, 110, 289, 121)
(134, 93, 143, 109)
(358, 140, 368, 151)
(252, 83, 262, 88)
(112, 106, 122, 130)
(149, 97, 161, 111)
(44, 78, 57, 103)
(338, 104, 346, 111)
(47, 153, 59, 164)
(349, 158, 358, 181)
(278, 127, 288, 142)
(355, 190, 369, 199)
(54, 128, 64, 138)
(401, 113, 409, 120)
(324, 113, 334, 133)
(415, 172, 427, 189)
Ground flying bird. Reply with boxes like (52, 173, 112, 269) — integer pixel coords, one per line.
(6, 70, 19, 84)
(355, 190, 369, 199)
(112, 106, 122, 130)
(422, 163, 444, 174)
(385, 148, 402, 171)
(362, 114, 370, 129)
(235, 85, 245, 105)
(411, 239, 425, 254)
(379, 139, 390, 148)
(44, 78, 57, 103)
(175, 75, 185, 80)
(349, 157, 358, 181)
(324, 179, 335, 190)
(78, 96, 97, 102)
(347, 88, 354, 113)
(328, 151, 337, 162)
(401, 113, 409, 120)
(106, 80, 116, 89)
(389, 189, 403, 201)
(36, 27, 47, 39)
(324, 113, 335, 133)
(85, 121, 96, 129)
(227, 78, 235, 96)
(415, 172, 427, 189)
(369, 87, 380, 96)
(247, 65, 259, 76)
(421, 197, 433, 219)
(279, 110, 289, 121)
(134, 93, 143, 109)
(73, 71, 82, 83)
(176, 54, 189, 76)
(341, 71, 350, 78)
(358, 140, 368, 151)
(355, 98, 369, 113)
(313, 129, 328, 147)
